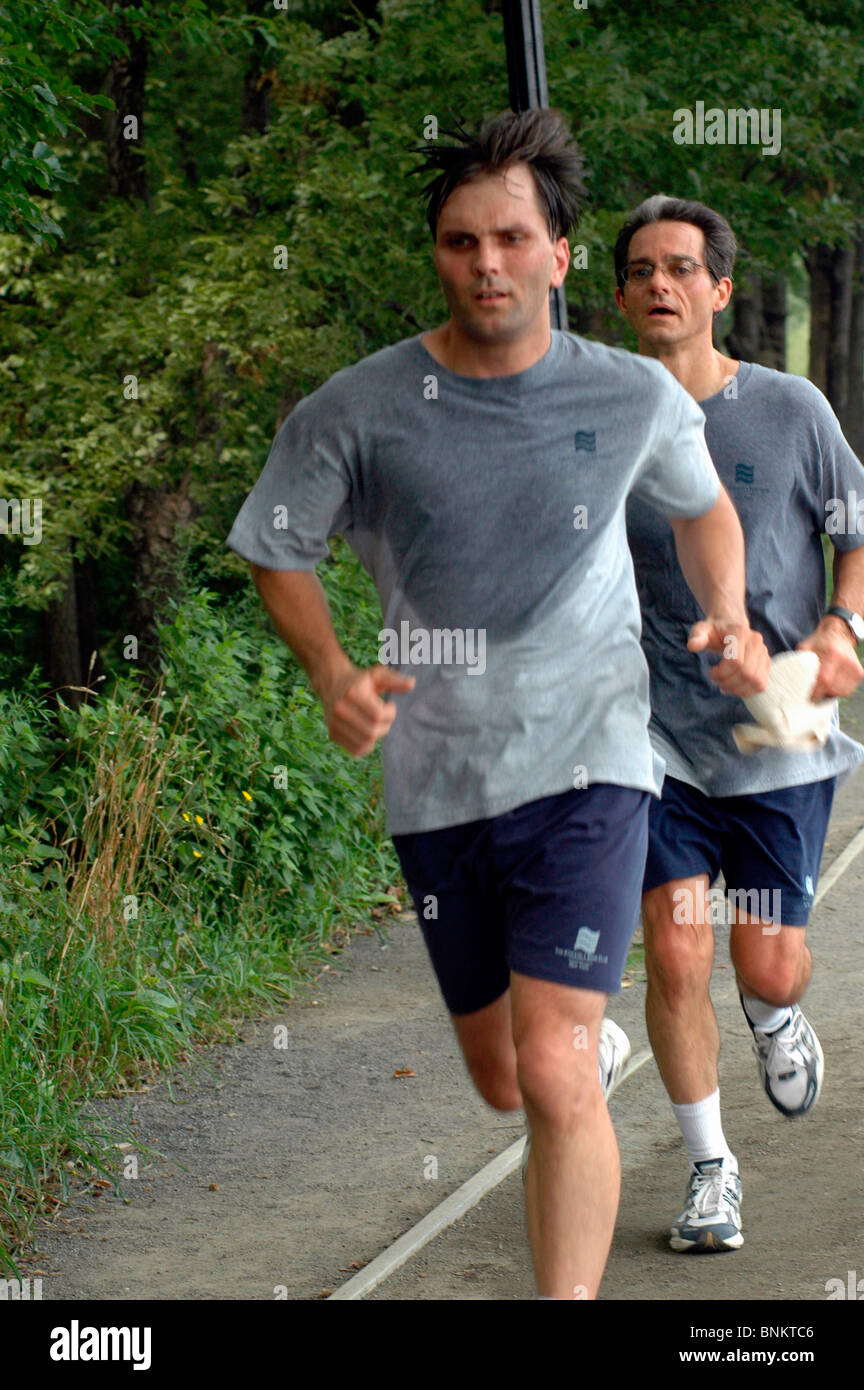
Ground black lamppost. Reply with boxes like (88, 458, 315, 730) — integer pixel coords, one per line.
(502, 0, 568, 330)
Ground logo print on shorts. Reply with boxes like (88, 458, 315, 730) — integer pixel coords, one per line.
(573, 927, 601, 956)
(556, 926, 608, 972)
(734, 463, 754, 485)
(574, 430, 596, 454)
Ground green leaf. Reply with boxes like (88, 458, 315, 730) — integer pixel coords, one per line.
(18, 967, 52, 988)
(135, 988, 180, 1014)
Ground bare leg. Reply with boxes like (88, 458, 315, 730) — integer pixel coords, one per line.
(642, 875, 719, 1104)
(730, 915, 811, 1006)
(449, 988, 522, 1112)
(510, 973, 615, 1300)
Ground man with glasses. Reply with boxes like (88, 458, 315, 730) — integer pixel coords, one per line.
(615, 195, 864, 1252)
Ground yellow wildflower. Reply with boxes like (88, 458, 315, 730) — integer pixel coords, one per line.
(181, 812, 191, 822)
(242, 791, 253, 803)
(192, 850, 202, 858)
(195, 814, 204, 825)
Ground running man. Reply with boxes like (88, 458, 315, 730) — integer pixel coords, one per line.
(616, 196, 864, 1252)
(227, 113, 768, 1299)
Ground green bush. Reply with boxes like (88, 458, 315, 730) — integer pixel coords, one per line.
(0, 550, 400, 1267)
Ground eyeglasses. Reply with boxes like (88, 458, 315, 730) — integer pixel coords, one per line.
(622, 255, 712, 284)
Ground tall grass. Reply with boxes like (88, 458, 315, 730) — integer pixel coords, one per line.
(0, 547, 401, 1268)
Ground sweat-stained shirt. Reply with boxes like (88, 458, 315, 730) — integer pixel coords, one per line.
(227, 330, 720, 834)
(627, 360, 864, 796)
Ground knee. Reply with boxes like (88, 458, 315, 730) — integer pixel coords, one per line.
(732, 934, 807, 1006)
(515, 1033, 600, 1129)
(642, 898, 714, 1001)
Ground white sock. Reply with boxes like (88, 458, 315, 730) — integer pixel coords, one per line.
(742, 994, 790, 1032)
(671, 1088, 734, 1168)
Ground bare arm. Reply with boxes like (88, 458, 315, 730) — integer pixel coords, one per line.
(668, 485, 747, 625)
(798, 544, 864, 699)
(250, 564, 414, 755)
(668, 485, 769, 696)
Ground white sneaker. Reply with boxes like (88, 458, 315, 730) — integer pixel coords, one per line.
(741, 998, 824, 1117)
(521, 1018, 632, 1183)
(669, 1157, 744, 1253)
(598, 1017, 631, 1100)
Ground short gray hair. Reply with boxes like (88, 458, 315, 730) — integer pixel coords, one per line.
(613, 196, 737, 289)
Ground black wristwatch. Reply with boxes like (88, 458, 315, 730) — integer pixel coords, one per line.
(826, 605, 864, 642)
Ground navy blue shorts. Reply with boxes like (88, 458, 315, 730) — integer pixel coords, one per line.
(643, 776, 836, 926)
(392, 783, 650, 1015)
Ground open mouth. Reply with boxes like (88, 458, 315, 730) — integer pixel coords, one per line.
(648, 305, 676, 316)
(475, 290, 508, 301)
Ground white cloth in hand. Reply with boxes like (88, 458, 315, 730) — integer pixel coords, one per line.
(732, 650, 833, 754)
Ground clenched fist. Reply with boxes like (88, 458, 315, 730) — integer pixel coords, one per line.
(323, 664, 416, 756)
(798, 619, 864, 701)
(688, 618, 771, 698)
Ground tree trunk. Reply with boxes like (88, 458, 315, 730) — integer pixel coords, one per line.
(806, 243, 833, 396)
(319, 0, 381, 37)
(42, 545, 83, 708)
(827, 246, 854, 428)
(241, 0, 273, 135)
(125, 476, 198, 666)
(759, 276, 786, 372)
(75, 555, 103, 694)
(104, 1, 195, 669)
(105, 0, 149, 204)
(725, 275, 762, 362)
(233, 1, 274, 214)
(847, 232, 864, 456)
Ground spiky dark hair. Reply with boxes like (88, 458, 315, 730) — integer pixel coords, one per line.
(409, 108, 587, 242)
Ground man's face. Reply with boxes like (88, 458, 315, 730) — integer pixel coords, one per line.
(432, 163, 569, 346)
(615, 220, 731, 348)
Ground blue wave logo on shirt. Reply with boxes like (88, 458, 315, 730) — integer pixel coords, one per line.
(734, 463, 754, 485)
(574, 430, 597, 454)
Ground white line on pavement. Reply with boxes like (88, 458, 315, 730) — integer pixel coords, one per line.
(813, 823, 864, 907)
(328, 1046, 654, 1301)
(327, 1135, 528, 1301)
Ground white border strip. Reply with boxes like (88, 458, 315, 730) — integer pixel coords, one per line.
(329, 820, 864, 1302)
(813, 823, 864, 906)
(327, 1136, 528, 1300)
(328, 1046, 653, 1301)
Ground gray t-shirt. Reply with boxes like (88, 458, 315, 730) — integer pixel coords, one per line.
(627, 360, 864, 796)
(227, 330, 720, 834)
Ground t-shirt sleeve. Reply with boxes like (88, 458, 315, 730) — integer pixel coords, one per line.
(225, 384, 355, 569)
(629, 375, 720, 518)
(814, 385, 864, 552)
